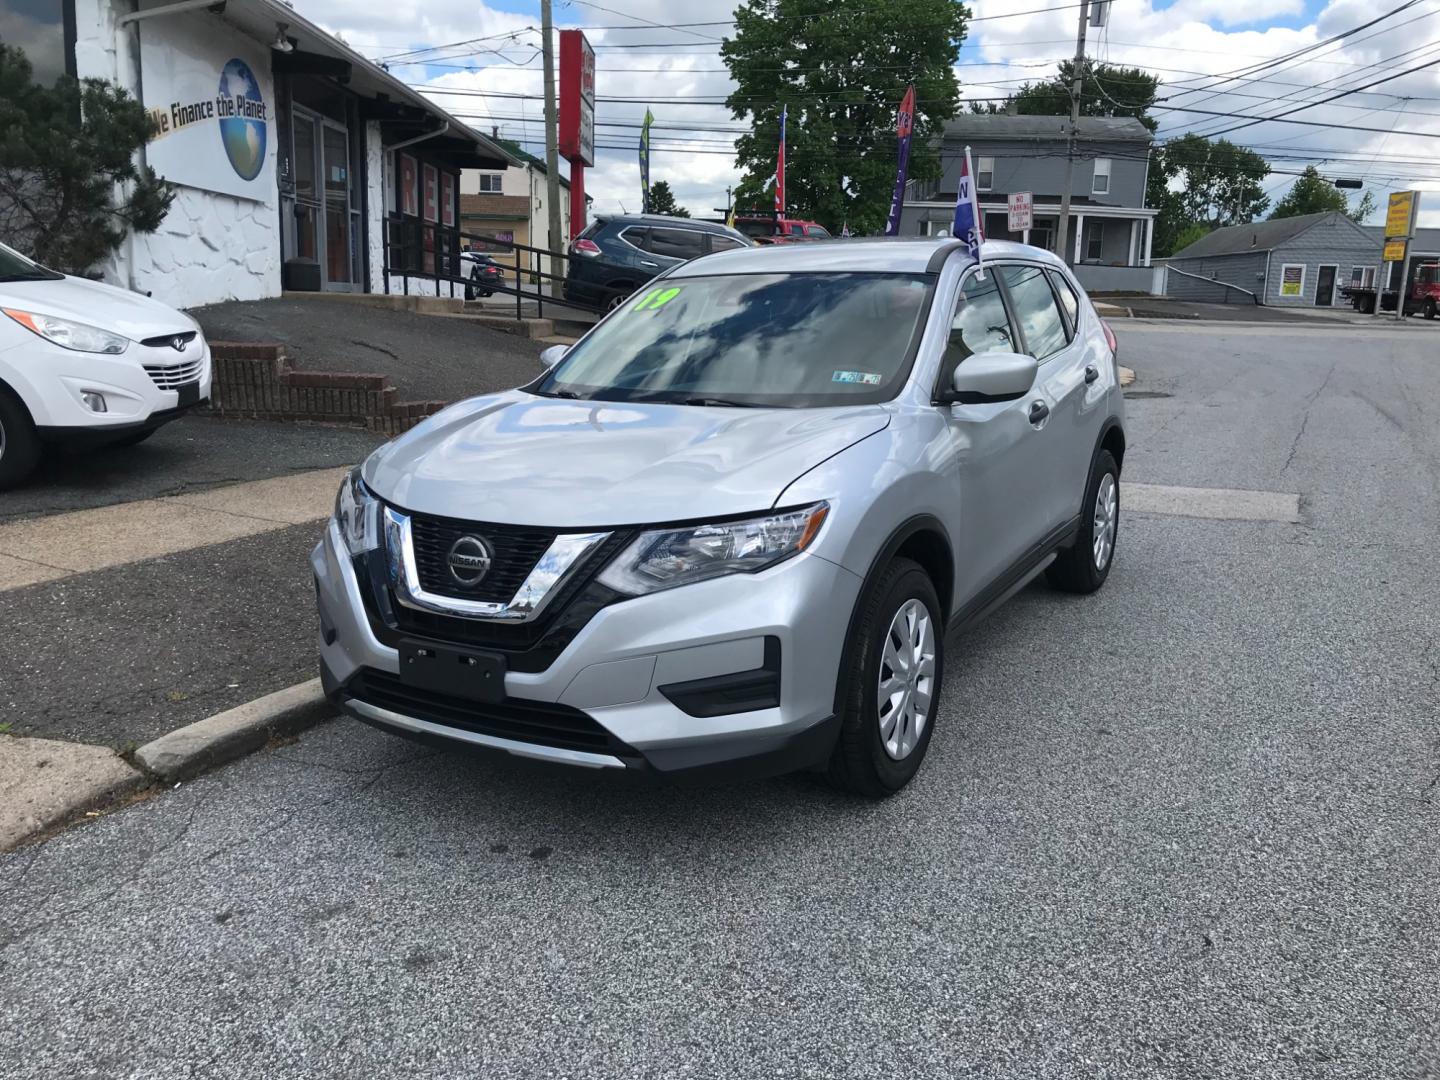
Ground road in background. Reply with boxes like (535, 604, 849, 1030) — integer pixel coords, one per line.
(2, 321, 1438, 1077)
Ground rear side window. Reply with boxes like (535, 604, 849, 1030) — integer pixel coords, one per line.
(646, 228, 706, 260)
(1046, 269, 1082, 337)
(947, 271, 1016, 362)
(618, 226, 649, 252)
(999, 264, 1069, 360)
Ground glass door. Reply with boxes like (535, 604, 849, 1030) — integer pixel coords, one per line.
(322, 121, 354, 289)
(292, 112, 321, 268)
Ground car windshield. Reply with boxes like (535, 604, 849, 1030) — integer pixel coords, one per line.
(533, 272, 933, 408)
(0, 243, 62, 282)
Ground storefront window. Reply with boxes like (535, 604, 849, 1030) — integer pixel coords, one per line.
(423, 164, 438, 222)
(1, 0, 75, 85)
(441, 172, 455, 227)
(400, 154, 418, 216)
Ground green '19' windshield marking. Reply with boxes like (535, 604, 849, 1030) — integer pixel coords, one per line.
(633, 286, 681, 311)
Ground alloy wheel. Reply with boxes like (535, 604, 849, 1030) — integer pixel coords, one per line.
(1093, 472, 1118, 570)
(877, 598, 936, 761)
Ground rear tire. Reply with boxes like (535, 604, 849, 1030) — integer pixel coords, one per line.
(605, 287, 635, 313)
(826, 557, 945, 798)
(1047, 448, 1119, 594)
(1425, 299, 1436, 320)
(0, 390, 42, 491)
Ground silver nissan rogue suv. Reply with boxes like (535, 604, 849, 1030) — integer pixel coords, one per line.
(312, 238, 1126, 795)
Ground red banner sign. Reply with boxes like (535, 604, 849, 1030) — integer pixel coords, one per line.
(559, 30, 595, 167)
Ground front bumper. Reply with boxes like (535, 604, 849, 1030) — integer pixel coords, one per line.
(311, 519, 863, 782)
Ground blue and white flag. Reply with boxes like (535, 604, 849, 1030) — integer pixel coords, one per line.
(952, 145, 985, 277)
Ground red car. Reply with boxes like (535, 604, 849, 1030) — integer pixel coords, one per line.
(734, 216, 834, 243)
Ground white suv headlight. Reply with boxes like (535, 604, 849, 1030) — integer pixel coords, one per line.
(335, 468, 380, 556)
(599, 502, 830, 596)
(2, 308, 130, 355)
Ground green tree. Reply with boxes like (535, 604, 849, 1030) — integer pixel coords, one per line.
(722, 0, 968, 234)
(646, 180, 689, 217)
(1268, 165, 1349, 220)
(1009, 61, 1160, 132)
(1349, 189, 1377, 223)
(1169, 221, 1212, 255)
(1148, 133, 1270, 254)
(0, 43, 173, 274)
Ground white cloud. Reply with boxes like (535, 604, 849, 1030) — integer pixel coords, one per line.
(289, 0, 1440, 225)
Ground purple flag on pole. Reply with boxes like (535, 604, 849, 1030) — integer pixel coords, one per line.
(883, 86, 916, 237)
(952, 145, 985, 276)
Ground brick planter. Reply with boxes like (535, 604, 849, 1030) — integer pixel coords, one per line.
(206, 342, 446, 435)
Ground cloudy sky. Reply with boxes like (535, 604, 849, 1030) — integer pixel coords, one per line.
(292, 0, 1440, 225)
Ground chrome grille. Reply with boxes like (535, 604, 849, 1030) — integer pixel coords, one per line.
(143, 357, 204, 390)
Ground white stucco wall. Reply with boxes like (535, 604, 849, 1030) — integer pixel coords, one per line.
(76, 0, 281, 308)
(364, 121, 386, 294)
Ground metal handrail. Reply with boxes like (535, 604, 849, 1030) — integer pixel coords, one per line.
(1162, 262, 1260, 305)
(380, 215, 631, 320)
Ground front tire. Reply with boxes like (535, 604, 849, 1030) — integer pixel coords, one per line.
(826, 557, 945, 797)
(0, 390, 41, 491)
(1047, 448, 1119, 594)
(1425, 299, 1436, 320)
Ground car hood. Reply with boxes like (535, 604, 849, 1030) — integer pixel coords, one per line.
(0, 275, 196, 341)
(364, 391, 890, 527)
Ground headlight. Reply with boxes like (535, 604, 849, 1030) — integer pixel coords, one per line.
(2, 308, 129, 354)
(335, 468, 380, 556)
(598, 502, 829, 596)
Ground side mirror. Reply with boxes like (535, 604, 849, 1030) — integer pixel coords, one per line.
(539, 344, 568, 369)
(941, 351, 1038, 404)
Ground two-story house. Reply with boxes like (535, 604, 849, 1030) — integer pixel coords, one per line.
(899, 115, 1158, 293)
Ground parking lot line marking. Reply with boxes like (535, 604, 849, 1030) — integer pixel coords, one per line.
(0, 467, 345, 591)
(1123, 482, 1301, 523)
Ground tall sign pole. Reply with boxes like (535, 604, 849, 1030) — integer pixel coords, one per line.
(1056, 0, 1091, 266)
(558, 30, 595, 241)
(541, 0, 563, 281)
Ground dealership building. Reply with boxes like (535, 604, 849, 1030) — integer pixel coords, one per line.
(6, 0, 518, 309)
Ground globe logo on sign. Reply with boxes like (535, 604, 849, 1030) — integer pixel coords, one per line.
(217, 58, 266, 181)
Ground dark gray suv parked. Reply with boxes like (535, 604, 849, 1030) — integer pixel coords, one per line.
(564, 214, 750, 311)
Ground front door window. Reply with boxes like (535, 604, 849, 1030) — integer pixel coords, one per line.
(323, 124, 352, 286)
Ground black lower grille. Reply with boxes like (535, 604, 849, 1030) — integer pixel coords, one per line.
(347, 669, 633, 756)
(409, 512, 556, 603)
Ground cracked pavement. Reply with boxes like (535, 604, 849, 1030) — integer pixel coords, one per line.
(1, 320, 1439, 1077)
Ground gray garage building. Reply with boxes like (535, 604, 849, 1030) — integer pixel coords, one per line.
(1162, 211, 1377, 307)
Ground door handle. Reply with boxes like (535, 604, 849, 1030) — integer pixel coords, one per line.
(640, 260, 659, 268)
(1028, 400, 1050, 425)
(1084, 365, 1099, 384)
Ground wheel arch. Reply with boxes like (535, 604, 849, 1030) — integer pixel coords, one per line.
(1097, 416, 1126, 474)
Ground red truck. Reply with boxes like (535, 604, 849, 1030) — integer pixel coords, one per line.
(1339, 262, 1440, 316)
(733, 215, 834, 243)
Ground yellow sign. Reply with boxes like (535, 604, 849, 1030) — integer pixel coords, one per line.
(1385, 191, 1417, 239)
(1384, 240, 1407, 262)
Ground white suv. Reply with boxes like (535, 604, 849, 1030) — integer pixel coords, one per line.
(0, 242, 212, 489)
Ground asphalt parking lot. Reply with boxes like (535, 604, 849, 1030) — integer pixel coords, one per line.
(2, 319, 1438, 1078)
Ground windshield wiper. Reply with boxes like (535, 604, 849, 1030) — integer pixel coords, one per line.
(536, 387, 583, 399)
(682, 397, 766, 408)
(0, 272, 57, 283)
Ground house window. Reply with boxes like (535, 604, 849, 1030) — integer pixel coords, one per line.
(976, 156, 994, 193)
(1092, 158, 1111, 195)
(441, 173, 455, 227)
(1085, 220, 1104, 261)
(400, 154, 418, 216)
(477, 173, 504, 192)
(1351, 266, 1375, 288)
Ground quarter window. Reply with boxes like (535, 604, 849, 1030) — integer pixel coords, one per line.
(947, 271, 1016, 365)
(1047, 268, 1082, 337)
(709, 236, 747, 253)
(999, 264, 1069, 360)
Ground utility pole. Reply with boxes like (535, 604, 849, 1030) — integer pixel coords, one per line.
(1056, 0, 1091, 266)
(541, 0, 563, 289)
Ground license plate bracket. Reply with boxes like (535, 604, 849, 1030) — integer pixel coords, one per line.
(398, 639, 506, 704)
(176, 382, 200, 408)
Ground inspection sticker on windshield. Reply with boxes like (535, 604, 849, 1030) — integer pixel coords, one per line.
(832, 370, 882, 385)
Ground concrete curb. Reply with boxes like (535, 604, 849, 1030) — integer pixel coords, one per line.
(1, 737, 146, 852)
(133, 678, 334, 784)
